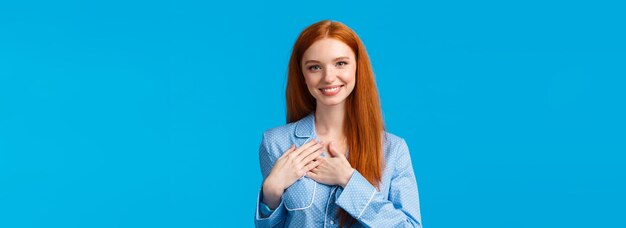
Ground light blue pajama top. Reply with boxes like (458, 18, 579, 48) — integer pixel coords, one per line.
(255, 113, 422, 227)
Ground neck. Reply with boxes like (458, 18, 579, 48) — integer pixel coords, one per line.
(314, 102, 345, 138)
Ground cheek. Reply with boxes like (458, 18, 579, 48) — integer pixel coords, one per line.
(342, 71, 357, 95)
(302, 75, 319, 94)
(340, 69, 357, 85)
(303, 71, 317, 83)
(349, 67, 357, 81)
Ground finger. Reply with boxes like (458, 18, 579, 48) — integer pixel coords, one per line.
(313, 156, 327, 163)
(279, 144, 297, 158)
(303, 160, 319, 172)
(291, 140, 319, 157)
(327, 141, 346, 158)
(279, 145, 296, 159)
(295, 142, 323, 162)
(301, 149, 324, 165)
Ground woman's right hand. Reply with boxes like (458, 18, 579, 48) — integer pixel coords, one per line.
(262, 140, 324, 209)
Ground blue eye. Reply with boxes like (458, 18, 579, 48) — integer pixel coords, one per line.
(308, 65, 321, 71)
(336, 61, 348, 67)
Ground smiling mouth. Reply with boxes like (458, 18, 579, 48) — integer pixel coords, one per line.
(319, 85, 344, 96)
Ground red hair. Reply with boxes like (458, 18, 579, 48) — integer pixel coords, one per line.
(286, 20, 385, 227)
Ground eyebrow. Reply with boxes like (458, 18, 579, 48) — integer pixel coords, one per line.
(303, 56, 351, 65)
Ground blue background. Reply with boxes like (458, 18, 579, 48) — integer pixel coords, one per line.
(1, 0, 624, 227)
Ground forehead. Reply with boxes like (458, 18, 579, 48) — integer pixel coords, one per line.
(302, 38, 355, 62)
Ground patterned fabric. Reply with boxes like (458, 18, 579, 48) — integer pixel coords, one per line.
(255, 113, 422, 227)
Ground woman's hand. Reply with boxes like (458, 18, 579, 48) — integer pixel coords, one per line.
(307, 142, 355, 188)
(262, 140, 324, 209)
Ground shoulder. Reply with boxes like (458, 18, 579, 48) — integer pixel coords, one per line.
(382, 131, 411, 161)
(261, 122, 298, 143)
(383, 131, 408, 149)
(258, 122, 297, 164)
(258, 116, 306, 160)
(261, 113, 313, 146)
(383, 131, 404, 143)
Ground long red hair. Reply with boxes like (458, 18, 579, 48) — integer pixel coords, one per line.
(286, 20, 385, 227)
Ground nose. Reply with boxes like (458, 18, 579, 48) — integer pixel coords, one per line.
(322, 67, 337, 83)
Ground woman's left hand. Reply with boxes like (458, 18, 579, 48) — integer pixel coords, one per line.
(307, 142, 355, 188)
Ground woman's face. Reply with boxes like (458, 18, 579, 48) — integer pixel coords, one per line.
(301, 38, 357, 108)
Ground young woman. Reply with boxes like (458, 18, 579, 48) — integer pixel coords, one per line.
(255, 20, 422, 227)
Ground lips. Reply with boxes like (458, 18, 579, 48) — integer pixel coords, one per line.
(319, 85, 343, 96)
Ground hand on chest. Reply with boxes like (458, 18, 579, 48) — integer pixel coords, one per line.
(315, 136, 347, 157)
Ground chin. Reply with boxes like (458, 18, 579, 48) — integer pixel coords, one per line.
(317, 98, 347, 107)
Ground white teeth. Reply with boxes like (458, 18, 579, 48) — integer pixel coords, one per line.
(321, 86, 341, 92)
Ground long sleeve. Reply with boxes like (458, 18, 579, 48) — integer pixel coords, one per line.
(335, 138, 422, 227)
(254, 133, 287, 227)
